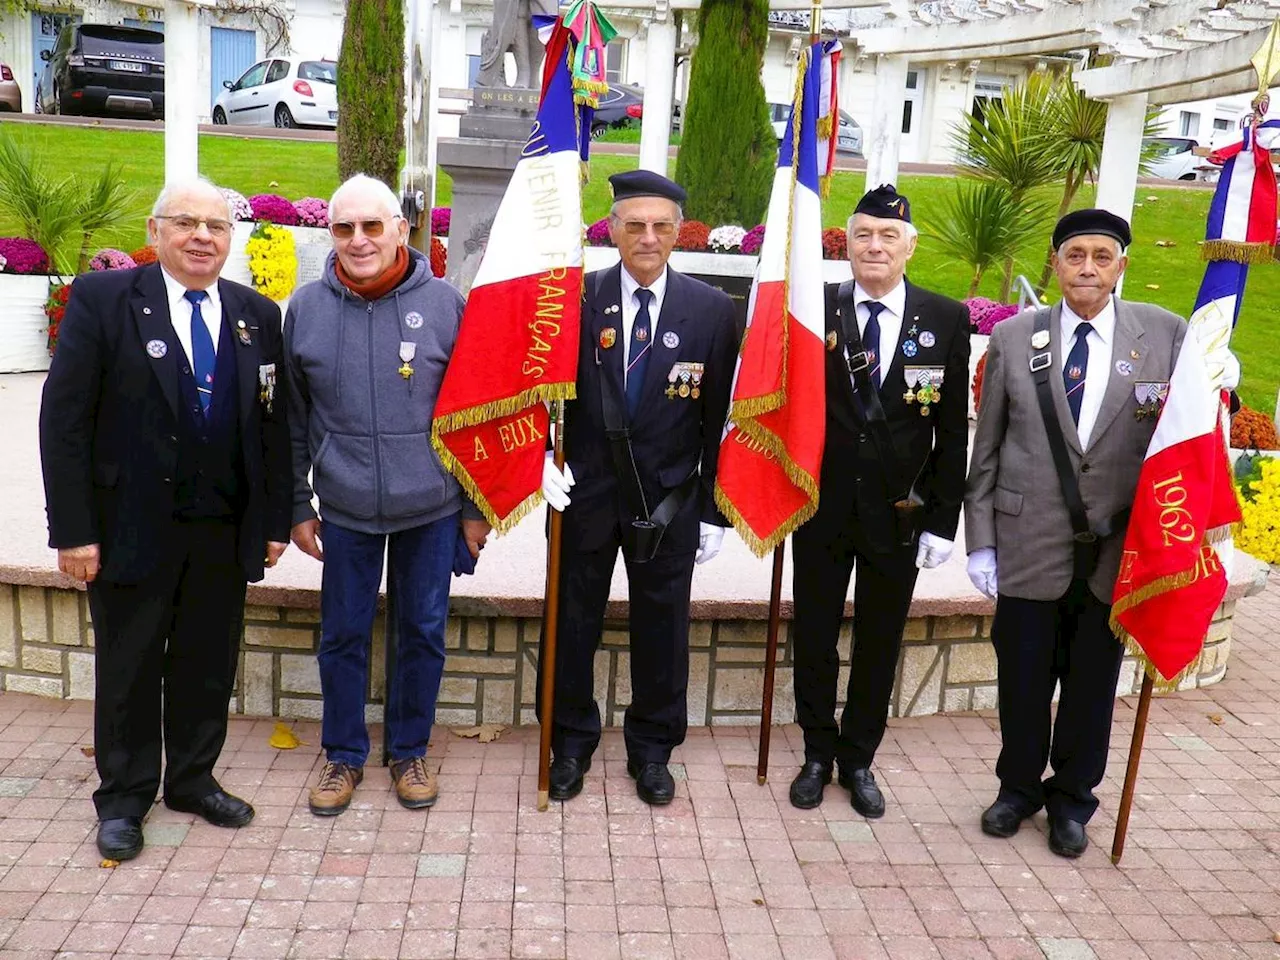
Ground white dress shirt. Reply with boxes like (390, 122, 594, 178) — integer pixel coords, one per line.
(851, 279, 906, 383)
(160, 266, 224, 366)
(619, 265, 668, 386)
(1059, 297, 1115, 450)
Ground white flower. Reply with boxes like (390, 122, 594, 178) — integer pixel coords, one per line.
(221, 187, 253, 222)
(708, 224, 747, 253)
(0, 254, 7, 273)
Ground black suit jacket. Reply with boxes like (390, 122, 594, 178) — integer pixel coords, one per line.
(561, 264, 739, 556)
(807, 279, 970, 553)
(39, 263, 291, 584)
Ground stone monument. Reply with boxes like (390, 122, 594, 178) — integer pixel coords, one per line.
(439, 0, 558, 294)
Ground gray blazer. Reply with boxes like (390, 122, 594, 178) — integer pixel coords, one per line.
(965, 299, 1187, 603)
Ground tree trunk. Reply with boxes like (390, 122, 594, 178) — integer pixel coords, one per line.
(1000, 256, 1013, 303)
(967, 266, 983, 299)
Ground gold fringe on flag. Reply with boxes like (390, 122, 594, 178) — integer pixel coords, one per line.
(1202, 239, 1274, 264)
(815, 114, 833, 141)
(819, 173, 832, 199)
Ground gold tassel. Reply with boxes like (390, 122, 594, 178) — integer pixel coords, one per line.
(1202, 239, 1275, 264)
(816, 114, 834, 141)
(819, 174, 832, 200)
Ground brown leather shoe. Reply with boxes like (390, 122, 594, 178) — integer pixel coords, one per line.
(308, 761, 363, 816)
(390, 756, 439, 810)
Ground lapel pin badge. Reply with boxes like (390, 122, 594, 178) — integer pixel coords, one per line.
(600, 327, 617, 350)
(826, 330, 838, 352)
(662, 330, 680, 349)
(1031, 330, 1050, 350)
(142, 306, 153, 316)
(236, 319, 252, 346)
(145, 339, 167, 359)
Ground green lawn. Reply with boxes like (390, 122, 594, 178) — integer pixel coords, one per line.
(3, 122, 1278, 410)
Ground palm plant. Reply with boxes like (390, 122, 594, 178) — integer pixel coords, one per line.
(73, 165, 142, 273)
(921, 180, 1052, 298)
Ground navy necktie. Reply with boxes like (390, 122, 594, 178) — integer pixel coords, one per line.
(626, 288, 654, 419)
(185, 289, 217, 418)
(863, 301, 885, 390)
(1063, 321, 1093, 426)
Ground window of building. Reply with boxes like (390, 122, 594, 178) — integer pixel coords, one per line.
(906, 70, 918, 90)
(606, 42, 625, 85)
(466, 54, 481, 88)
(1213, 117, 1232, 132)
(902, 100, 913, 134)
(1178, 111, 1199, 137)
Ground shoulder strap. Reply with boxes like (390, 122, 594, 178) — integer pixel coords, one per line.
(595, 271, 652, 521)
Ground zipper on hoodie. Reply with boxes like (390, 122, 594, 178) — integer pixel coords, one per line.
(366, 300, 383, 520)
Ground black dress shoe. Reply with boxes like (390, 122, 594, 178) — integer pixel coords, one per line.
(165, 789, 255, 828)
(837, 767, 885, 819)
(626, 760, 675, 806)
(1048, 814, 1089, 858)
(981, 798, 1036, 838)
(548, 756, 591, 802)
(97, 817, 144, 861)
(789, 760, 833, 810)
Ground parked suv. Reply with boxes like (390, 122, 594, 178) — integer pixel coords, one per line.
(35, 23, 164, 119)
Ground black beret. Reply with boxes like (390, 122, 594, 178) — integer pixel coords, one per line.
(609, 169, 687, 207)
(854, 183, 911, 223)
(1053, 208, 1132, 250)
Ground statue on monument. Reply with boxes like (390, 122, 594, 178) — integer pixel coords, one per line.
(475, 0, 559, 89)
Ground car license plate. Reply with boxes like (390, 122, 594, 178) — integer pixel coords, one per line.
(329, 110, 337, 120)
(111, 60, 145, 73)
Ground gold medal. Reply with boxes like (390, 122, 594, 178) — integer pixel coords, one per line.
(399, 341, 416, 380)
(691, 387, 700, 399)
(399, 362, 414, 380)
(679, 382, 690, 398)
(666, 384, 677, 399)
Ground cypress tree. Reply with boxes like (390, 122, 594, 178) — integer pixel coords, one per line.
(337, 0, 405, 188)
(674, 0, 775, 226)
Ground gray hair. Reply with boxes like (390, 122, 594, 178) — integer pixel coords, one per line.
(846, 211, 918, 241)
(608, 198, 684, 223)
(330, 174, 403, 221)
(152, 178, 233, 220)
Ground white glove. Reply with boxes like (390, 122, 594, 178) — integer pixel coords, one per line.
(695, 522, 725, 565)
(915, 532, 954, 569)
(967, 547, 998, 599)
(1221, 350, 1241, 392)
(541, 453, 575, 512)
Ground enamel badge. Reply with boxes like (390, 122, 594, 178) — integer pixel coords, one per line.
(146, 339, 167, 359)
(1031, 330, 1050, 350)
(826, 331, 838, 352)
(600, 327, 617, 350)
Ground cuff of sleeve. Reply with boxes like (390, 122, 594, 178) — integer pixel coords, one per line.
(462, 499, 486, 522)
(291, 502, 318, 527)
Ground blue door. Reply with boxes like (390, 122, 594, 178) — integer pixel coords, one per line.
(210, 27, 256, 113)
(31, 12, 78, 103)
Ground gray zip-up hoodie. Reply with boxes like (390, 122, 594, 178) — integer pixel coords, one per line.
(284, 247, 478, 534)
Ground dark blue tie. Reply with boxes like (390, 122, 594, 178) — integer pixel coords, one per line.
(1063, 321, 1093, 426)
(863, 300, 885, 390)
(185, 289, 217, 418)
(625, 288, 654, 419)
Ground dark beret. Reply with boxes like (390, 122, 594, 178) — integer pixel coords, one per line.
(853, 183, 911, 223)
(609, 170, 687, 207)
(1053, 208, 1132, 250)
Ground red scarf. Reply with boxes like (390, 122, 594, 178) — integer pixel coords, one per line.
(335, 245, 410, 300)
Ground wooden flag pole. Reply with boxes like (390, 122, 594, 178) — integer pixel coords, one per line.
(1111, 672, 1154, 863)
(537, 402, 568, 811)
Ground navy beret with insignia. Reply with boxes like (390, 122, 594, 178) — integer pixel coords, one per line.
(608, 169, 687, 207)
(1052, 208, 1132, 250)
(854, 183, 912, 223)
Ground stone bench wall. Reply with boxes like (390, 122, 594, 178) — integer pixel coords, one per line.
(0, 583, 1238, 726)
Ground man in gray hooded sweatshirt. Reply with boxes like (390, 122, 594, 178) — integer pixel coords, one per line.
(285, 174, 490, 816)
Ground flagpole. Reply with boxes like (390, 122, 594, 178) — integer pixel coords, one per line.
(757, 2, 824, 787)
(537, 403, 567, 812)
(1111, 672, 1154, 863)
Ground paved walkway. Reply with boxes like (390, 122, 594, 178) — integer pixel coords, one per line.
(1, 585, 1279, 960)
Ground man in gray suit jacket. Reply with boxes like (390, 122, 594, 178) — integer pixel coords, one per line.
(965, 209, 1186, 859)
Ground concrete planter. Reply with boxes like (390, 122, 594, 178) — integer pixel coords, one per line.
(224, 222, 330, 315)
(0, 275, 53, 374)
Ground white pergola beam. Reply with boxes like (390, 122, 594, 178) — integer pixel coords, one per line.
(1076, 24, 1270, 100)
(911, 32, 1099, 60)
(1146, 68, 1258, 104)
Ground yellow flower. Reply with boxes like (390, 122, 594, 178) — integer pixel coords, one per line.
(247, 223, 298, 301)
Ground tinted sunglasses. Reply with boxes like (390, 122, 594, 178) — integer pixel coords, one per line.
(329, 218, 396, 240)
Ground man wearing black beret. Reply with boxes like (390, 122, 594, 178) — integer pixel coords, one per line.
(538, 169, 738, 806)
(965, 208, 1188, 857)
(788, 184, 971, 818)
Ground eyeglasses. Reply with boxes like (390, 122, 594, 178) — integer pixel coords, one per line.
(155, 215, 233, 238)
(329, 218, 400, 240)
(617, 219, 678, 238)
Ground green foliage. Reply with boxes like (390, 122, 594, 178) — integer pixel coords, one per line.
(73, 164, 142, 273)
(919, 180, 1052, 297)
(337, 0, 405, 188)
(674, 0, 775, 226)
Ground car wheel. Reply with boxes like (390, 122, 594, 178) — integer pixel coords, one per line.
(32, 89, 42, 114)
(590, 121, 608, 140)
(274, 104, 295, 128)
(212, 106, 227, 125)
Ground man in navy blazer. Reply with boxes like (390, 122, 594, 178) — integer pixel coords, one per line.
(540, 170, 738, 805)
(39, 179, 291, 861)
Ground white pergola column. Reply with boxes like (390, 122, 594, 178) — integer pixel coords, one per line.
(864, 54, 908, 189)
(638, 16, 677, 175)
(163, 0, 201, 183)
(1094, 92, 1147, 298)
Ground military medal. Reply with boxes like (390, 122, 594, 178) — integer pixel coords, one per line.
(236, 319, 252, 346)
(826, 330, 838, 352)
(666, 365, 679, 399)
(258, 363, 276, 414)
(398, 340, 416, 380)
(902, 367, 922, 404)
(600, 327, 617, 350)
(1134, 381, 1169, 422)
(913, 369, 943, 416)
(690, 364, 703, 399)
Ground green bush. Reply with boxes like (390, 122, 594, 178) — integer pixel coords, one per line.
(337, 0, 405, 188)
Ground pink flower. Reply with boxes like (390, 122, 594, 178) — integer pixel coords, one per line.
(249, 194, 301, 226)
(585, 218, 612, 246)
(740, 225, 766, 256)
(88, 248, 137, 271)
(294, 197, 330, 228)
(0, 237, 50, 275)
(431, 207, 451, 236)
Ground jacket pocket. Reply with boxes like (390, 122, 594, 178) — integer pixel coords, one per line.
(93, 463, 119, 489)
(378, 432, 448, 520)
(313, 432, 377, 520)
(993, 486, 1023, 516)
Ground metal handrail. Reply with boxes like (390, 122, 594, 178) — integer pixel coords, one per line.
(1013, 274, 1044, 311)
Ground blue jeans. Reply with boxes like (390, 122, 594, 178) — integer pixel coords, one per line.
(317, 515, 456, 767)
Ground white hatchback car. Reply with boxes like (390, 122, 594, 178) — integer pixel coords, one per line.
(213, 57, 337, 129)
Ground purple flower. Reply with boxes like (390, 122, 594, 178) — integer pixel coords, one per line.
(585, 218, 612, 246)
(221, 188, 253, 222)
(0, 237, 50, 275)
(740, 224, 766, 256)
(88, 248, 137, 272)
(294, 197, 330, 228)
(249, 194, 301, 226)
(431, 207, 451, 236)
(965, 297, 1020, 335)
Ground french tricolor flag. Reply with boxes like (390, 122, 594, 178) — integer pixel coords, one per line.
(715, 41, 839, 555)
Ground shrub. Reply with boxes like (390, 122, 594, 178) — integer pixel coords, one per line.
(740, 224, 765, 256)
(821, 227, 847, 261)
(338, 0, 405, 187)
(88, 248, 137, 271)
(249, 194, 301, 226)
(1231, 405, 1279, 451)
(0, 237, 50, 274)
(676, 220, 711, 252)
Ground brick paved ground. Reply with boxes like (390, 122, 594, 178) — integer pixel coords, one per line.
(1, 583, 1278, 960)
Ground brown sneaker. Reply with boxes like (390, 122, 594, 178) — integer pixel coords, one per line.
(308, 761, 363, 816)
(390, 756, 438, 810)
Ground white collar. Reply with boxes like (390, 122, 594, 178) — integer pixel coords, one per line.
(620, 264, 668, 306)
(160, 265, 221, 313)
(1060, 296, 1115, 346)
(852, 279, 906, 318)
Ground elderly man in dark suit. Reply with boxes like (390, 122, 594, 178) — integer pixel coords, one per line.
(539, 170, 738, 806)
(966, 209, 1187, 858)
(40, 178, 291, 862)
(788, 185, 971, 818)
